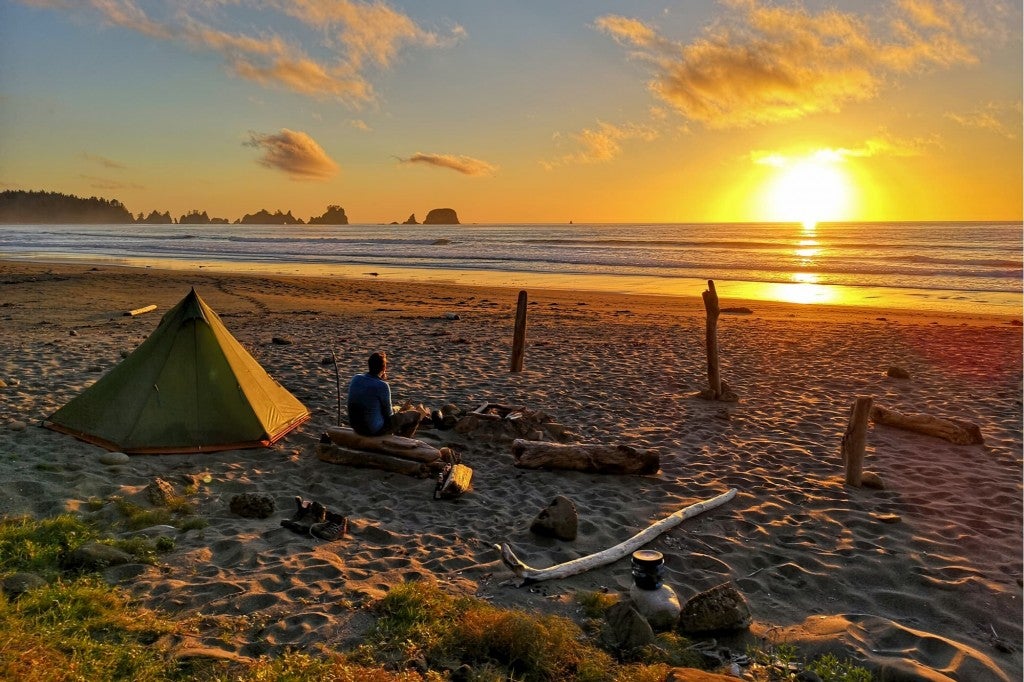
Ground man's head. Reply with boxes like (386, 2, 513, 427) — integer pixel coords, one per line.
(368, 352, 387, 377)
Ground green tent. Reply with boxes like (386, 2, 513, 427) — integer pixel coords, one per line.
(46, 288, 309, 454)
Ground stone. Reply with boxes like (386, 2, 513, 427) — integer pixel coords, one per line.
(99, 451, 130, 465)
(861, 471, 885, 489)
(629, 583, 681, 631)
(530, 495, 578, 541)
(9, 420, 27, 431)
(2, 572, 46, 599)
(886, 365, 911, 379)
(600, 601, 654, 652)
(664, 668, 740, 682)
(0, 379, 7, 388)
(678, 582, 752, 635)
(61, 542, 134, 572)
(229, 492, 276, 519)
(423, 208, 460, 225)
(146, 477, 177, 506)
(271, 335, 293, 345)
(403, 213, 418, 225)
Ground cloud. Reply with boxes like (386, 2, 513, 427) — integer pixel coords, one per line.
(750, 131, 940, 166)
(245, 129, 339, 180)
(349, 119, 372, 132)
(945, 102, 1020, 139)
(543, 121, 658, 169)
(79, 174, 144, 190)
(21, 0, 462, 106)
(399, 153, 497, 176)
(79, 152, 126, 169)
(596, 0, 1003, 128)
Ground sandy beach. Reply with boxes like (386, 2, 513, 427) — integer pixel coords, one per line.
(1, 261, 1020, 680)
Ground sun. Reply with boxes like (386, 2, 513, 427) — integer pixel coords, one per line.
(762, 153, 853, 229)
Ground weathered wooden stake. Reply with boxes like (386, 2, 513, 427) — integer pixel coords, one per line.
(510, 289, 528, 372)
(701, 280, 721, 398)
(842, 397, 873, 486)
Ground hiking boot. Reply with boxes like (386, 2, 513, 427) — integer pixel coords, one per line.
(281, 497, 327, 534)
(310, 511, 348, 541)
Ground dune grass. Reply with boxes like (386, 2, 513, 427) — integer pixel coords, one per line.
(0, 514, 873, 681)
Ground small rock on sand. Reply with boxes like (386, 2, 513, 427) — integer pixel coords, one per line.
(99, 451, 130, 465)
(886, 365, 911, 379)
(8, 420, 27, 431)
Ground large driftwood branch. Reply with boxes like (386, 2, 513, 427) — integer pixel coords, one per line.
(870, 406, 983, 445)
(316, 443, 434, 477)
(511, 439, 659, 475)
(324, 426, 442, 462)
(495, 488, 737, 586)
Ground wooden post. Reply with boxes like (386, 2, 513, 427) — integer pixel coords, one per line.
(510, 289, 528, 372)
(701, 280, 721, 398)
(842, 397, 873, 486)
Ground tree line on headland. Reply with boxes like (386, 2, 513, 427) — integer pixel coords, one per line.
(0, 190, 459, 225)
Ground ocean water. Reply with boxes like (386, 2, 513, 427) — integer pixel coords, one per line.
(0, 221, 1020, 314)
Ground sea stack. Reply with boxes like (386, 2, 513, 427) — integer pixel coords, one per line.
(423, 208, 459, 225)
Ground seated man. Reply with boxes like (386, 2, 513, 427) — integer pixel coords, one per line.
(346, 351, 422, 437)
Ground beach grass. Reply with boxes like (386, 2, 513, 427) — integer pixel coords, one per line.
(0, 513, 876, 681)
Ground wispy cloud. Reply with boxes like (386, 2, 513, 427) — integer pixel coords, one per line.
(543, 121, 658, 169)
(750, 130, 940, 166)
(21, 0, 462, 106)
(596, 0, 1002, 128)
(245, 129, 339, 180)
(945, 101, 1020, 139)
(79, 152, 126, 169)
(79, 174, 144, 190)
(399, 153, 497, 176)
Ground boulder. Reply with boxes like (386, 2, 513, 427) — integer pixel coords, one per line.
(2, 572, 47, 599)
(229, 493, 276, 519)
(678, 582, 752, 635)
(530, 495, 578, 541)
(146, 478, 177, 506)
(599, 601, 655, 652)
(61, 542, 134, 572)
(423, 208, 459, 225)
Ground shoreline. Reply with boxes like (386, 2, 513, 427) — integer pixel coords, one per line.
(1, 260, 1021, 680)
(2, 257, 1021, 326)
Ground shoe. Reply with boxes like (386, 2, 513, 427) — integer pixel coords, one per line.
(281, 497, 327, 534)
(310, 511, 348, 541)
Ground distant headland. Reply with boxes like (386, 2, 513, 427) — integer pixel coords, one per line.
(0, 190, 460, 226)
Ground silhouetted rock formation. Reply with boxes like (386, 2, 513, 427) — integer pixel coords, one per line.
(179, 210, 229, 225)
(308, 205, 349, 225)
(137, 210, 173, 224)
(0, 189, 133, 224)
(403, 213, 418, 225)
(237, 209, 304, 225)
(423, 208, 459, 225)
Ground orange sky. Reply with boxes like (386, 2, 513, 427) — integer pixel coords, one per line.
(1, 0, 1020, 223)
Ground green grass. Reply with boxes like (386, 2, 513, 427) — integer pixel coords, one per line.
(0, 514, 874, 681)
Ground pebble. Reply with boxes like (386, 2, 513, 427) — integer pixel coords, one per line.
(9, 421, 27, 431)
(0, 379, 6, 388)
(99, 451, 131, 465)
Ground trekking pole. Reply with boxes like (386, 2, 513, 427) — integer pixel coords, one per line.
(331, 349, 342, 426)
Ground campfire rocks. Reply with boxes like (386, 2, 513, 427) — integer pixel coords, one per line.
(454, 403, 569, 442)
(678, 582, 752, 635)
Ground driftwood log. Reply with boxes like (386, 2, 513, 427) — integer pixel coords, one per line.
(841, 397, 873, 486)
(434, 463, 473, 499)
(510, 290, 528, 372)
(496, 488, 737, 585)
(324, 426, 442, 463)
(124, 304, 157, 317)
(316, 443, 436, 477)
(698, 280, 738, 402)
(870, 406, 983, 445)
(511, 439, 659, 475)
